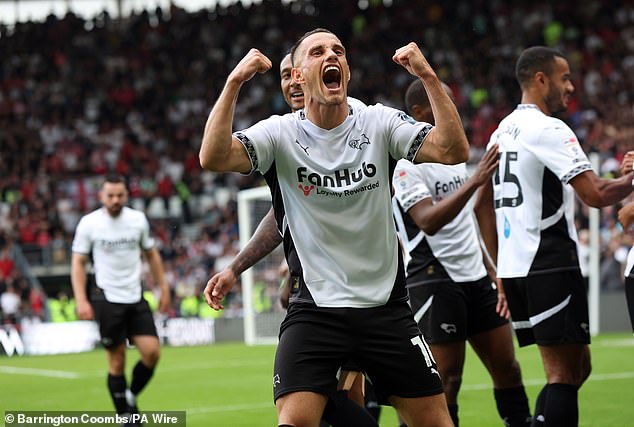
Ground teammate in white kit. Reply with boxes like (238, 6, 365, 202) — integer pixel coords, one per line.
(200, 28, 469, 427)
(617, 151, 634, 333)
(392, 79, 531, 426)
(476, 46, 633, 427)
(71, 175, 171, 425)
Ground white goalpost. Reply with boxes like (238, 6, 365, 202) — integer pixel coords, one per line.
(588, 153, 601, 336)
(237, 186, 287, 345)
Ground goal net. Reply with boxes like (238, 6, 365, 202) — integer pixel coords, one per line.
(237, 186, 287, 345)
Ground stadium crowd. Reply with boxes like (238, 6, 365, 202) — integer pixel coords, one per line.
(0, 0, 633, 324)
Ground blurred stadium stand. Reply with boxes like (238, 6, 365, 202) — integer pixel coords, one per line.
(0, 0, 632, 333)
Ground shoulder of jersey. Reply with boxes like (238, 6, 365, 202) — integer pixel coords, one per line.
(83, 207, 105, 220)
(347, 96, 368, 110)
(394, 158, 419, 174)
(119, 206, 144, 220)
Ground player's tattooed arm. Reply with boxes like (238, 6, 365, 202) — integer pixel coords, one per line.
(203, 208, 282, 310)
(230, 208, 282, 276)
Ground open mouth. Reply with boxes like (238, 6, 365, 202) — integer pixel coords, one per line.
(322, 65, 342, 90)
(290, 90, 304, 99)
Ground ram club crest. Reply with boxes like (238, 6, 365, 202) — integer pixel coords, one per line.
(348, 133, 371, 150)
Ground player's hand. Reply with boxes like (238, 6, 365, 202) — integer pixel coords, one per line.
(76, 299, 94, 320)
(203, 269, 238, 310)
(158, 287, 171, 314)
(494, 278, 511, 320)
(392, 42, 436, 79)
(619, 151, 634, 177)
(618, 202, 634, 232)
(471, 144, 499, 187)
(227, 48, 272, 85)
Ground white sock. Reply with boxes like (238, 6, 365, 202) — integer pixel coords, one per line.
(125, 389, 137, 407)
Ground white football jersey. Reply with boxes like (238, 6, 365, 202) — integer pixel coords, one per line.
(488, 104, 592, 278)
(236, 103, 432, 308)
(392, 159, 487, 285)
(72, 206, 156, 303)
(626, 247, 634, 278)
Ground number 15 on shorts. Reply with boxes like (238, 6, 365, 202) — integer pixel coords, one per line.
(411, 335, 436, 367)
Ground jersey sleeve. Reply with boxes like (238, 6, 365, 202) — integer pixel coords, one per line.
(532, 120, 592, 184)
(71, 216, 92, 254)
(378, 104, 434, 162)
(140, 214, 156, 250)
(392, 160, 432, 212)
(234, 115, 282, 175)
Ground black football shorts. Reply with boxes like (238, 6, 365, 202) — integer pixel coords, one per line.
(92, 298, 157, 348)
(408, 275, 508, 343)
(503, 269, 590, 347)
(272, 300, 443, 403)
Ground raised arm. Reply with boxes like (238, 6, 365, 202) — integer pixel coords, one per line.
(199, 49, 272, 173)
(392, 43, 469, 165)
(569, 169, 633, 208)
(203, 208, 282, 310)
(71, 252, 93, 320)
(408, 145, 498, 235)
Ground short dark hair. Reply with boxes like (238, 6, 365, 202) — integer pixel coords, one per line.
(515, 46, 567, 88)
(290, 28, 336, 67)
(103, 174, 126, 186)
(404, 79, 430, 115)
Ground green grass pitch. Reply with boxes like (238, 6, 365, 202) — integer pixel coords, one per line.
(1, 333, 633, 426)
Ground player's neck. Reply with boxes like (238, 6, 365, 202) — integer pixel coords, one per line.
(520, 93, 551, 116)
(304, 99, 348, 130)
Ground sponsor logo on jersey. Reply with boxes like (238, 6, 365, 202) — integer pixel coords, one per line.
(440, 323, 457, 334)
(296, 163, 380, 197)
(580, 322, 589, 333)
(98, 238, 138, 251)
(295, 139, 310, 156)
(503, 215, 511, 238)
(298, 184, 315, 196)
(348, 133, 371, 150)
(434, 175, 466, 196)
(273, 374, 281, 388)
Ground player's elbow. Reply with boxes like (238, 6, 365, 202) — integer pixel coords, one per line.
(421, 225, 440, 236)
(444, 139, 470, 165)
(417, 218, 439, 236)
(199, 152, 223, 172)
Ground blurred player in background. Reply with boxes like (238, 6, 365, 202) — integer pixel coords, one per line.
(476, 46, 633, 427)
(617, 151, 634, 333)
(205, 53, 378, 427)
(200, 27, 469, 426)
(392, 79, 531, 426)
(71, 175, 171, 426)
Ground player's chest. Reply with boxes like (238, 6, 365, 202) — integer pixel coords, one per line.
(91, 226, 141, 251)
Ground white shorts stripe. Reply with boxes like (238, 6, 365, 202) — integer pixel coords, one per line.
(529, 294, 571, 326)
(413, 295, 434, 323)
